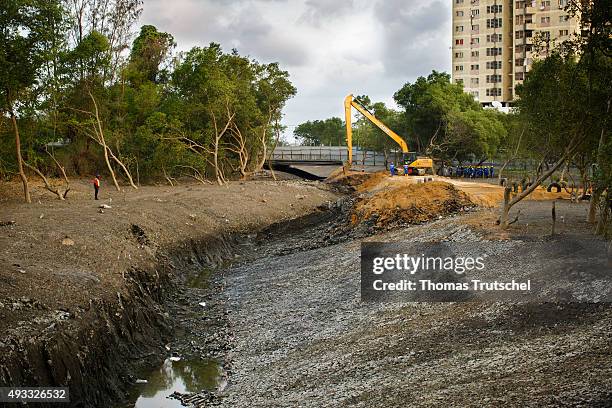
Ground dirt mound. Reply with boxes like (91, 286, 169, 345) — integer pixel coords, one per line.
(325, 170, 377, 191)
(352, 181, 475, 227)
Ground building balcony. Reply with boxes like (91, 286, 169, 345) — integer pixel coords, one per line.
(525, 6, 537, 14)
(525, 22, 536, 30)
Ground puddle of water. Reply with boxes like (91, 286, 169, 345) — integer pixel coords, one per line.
(127, 358, 222, 408)
(186, 267, 213, 289)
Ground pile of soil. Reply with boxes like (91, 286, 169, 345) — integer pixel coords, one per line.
(352, 181, 475, 227)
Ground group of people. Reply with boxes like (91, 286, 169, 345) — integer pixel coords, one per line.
(388, 162, 413, 176)
(388, 163, 496, 178)
(439, 166, 495, 179)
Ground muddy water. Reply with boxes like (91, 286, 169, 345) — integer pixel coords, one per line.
(127, 358, 223, 407)
(123, 205, 353, 407)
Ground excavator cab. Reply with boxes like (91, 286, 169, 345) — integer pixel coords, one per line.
(402, 152, 417, 165)
(403, 153, 434, 175)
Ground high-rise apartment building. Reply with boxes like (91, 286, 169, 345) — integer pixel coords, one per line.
(451, 0, 580, 106)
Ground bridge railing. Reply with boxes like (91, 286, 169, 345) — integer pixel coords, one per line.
(270, 147, 387, 166)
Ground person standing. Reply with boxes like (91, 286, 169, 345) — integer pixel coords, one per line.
(93, 174, 100, 200)
(389, 162, 395, 177)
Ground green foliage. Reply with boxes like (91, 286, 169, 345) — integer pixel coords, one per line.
(0, 7, 296, 184)
(294, 118, 344, 146)
(0, 0, 64, 111)
(128, 25, 175, 84)
(394, 71, 481, 154)
(393, 70, 501, 162)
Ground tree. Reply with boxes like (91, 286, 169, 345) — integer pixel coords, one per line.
(62, 0, 143, 82)
(0, 0, 64, 203)
(294, 117, 344, 146)
(565, 0, 612, 234)
(393, 71, 485, 161)
(252, 62, 296, 172)
(500, 52, 596, 228)
(0, 8, 297, 189)
(127, 25, 175, 85)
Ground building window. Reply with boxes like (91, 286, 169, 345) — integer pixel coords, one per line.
(457, 11, 464, 16)
(541, 30, 550, 39)
(456, 39, 464, 45)
(541, 16, 550, 24)
(515, 72, 524, 80)
(559, 15, 568, 22)
(455, 52, 464, 58)
(471, 50, 479, 57)
(486, 47, 502, 56)
(515, 58, 525, 66)
(456, 0, 464, 3)
(470, 64, 479, 70)
(486, 88, 502, 96)
(559, 29, 569, 36)
(456, 79, 464, 85)
(540, 0, 550, 8)
(515, 30, 524, 39)
(471, 0, 480, 5)
(487, 5, 502, 13)
(487, 33, 502, 42)
(472, 24, 479, 31)
(471, 37, 480, 45)
(559, 0, 568, 6)
(516, 1, 525, 8)
(471, 9, 480, 16)
(456, 25, 464, 32)
(486, 60, 502, 69)
(486, 74, 502, 83)
(486, 18, 503, 28)
(470, 90, 479, 98)
(471, 77, 479, 85)
(456, 65, 464, 71)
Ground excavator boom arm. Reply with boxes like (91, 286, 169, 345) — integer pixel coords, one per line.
(349, 97, 408, 153)
(344, 94, 409, 166)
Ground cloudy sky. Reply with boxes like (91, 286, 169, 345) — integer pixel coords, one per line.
(141, 0, 452, 141)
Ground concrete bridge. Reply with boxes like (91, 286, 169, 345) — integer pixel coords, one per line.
(266, 146, 388, 179)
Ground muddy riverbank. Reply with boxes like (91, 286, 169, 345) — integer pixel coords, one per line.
(0, 179, 338, 407)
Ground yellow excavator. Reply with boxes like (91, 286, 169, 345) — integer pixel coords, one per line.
(344, 94, 434, 175)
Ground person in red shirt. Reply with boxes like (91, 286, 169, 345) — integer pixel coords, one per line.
(93, 174, 100, 200)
